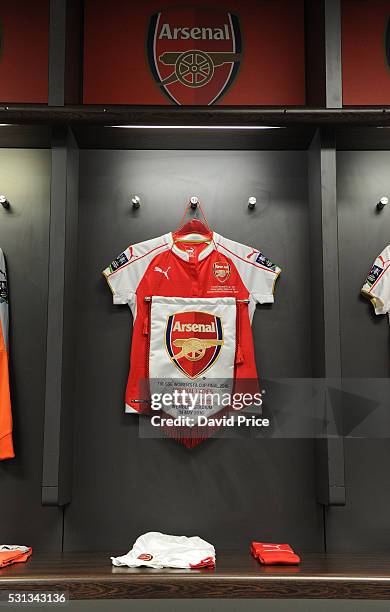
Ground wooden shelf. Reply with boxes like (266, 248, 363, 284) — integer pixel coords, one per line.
(1, 553, 390, 600)
(1, 105, 390, 126)
(2, 108, 390, 150)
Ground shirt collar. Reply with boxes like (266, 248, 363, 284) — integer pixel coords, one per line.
(166, 232, 216, 262)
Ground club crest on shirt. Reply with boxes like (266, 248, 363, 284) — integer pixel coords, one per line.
(166, 311, 224, 379)
(255, 252, 276, 271)
(213, 261, 231, 283)
(138, 553, 153, 561)
(109, 252, 129, 273)
(366, 264, 383, 287)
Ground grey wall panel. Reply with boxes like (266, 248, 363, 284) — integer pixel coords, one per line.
(64, 150, 323, 552)
(337, 152, 390, 379)
(326, 439, 390, 552)
(326, 151, 390, 551)
(0, 149, 63, 549)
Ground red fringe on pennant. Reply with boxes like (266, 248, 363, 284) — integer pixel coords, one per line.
(161, 409, 230, 448)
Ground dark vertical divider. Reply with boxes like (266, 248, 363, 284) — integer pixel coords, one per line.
(43, 0, 82, 508)
(306, 0, 345, 511)
(305, 0, 342, 108)
(49, 0, 83, 106)
(324, 0, 342, 108)
(308, 129, 345, 507)
(42, 128, 79, 506)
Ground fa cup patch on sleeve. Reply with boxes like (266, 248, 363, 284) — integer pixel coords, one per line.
(0, 269, 7, 303)
(110, 252, 129, 273)
(256, 252, 276, 271)
(366, 264, 383, 287)
(0, 281, 8, 303)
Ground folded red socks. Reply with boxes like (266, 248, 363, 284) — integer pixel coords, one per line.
(251, 542, 300, 565)
(0, 546, 32, 568)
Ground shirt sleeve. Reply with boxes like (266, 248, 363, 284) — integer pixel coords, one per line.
(103, 236, 169, 309)
(216, 235, 281, 304)
(361, 245, 390, 315)
(103, 246, 136, 306)
(245, 250, 281, 304)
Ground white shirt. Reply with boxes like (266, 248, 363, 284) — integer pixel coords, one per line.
(111, 532, 215, 569)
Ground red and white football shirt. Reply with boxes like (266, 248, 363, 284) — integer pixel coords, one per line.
(111, 532, 215, 569)
(103, 221, 280, 413)
(362, 245, 390, 319)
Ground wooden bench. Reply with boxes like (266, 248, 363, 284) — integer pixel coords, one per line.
(1, 553, 390, 600)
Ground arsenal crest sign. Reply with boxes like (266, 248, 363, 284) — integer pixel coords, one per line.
(165, 311, 224, 378)
(147, 7, 242, 105)
(84, 0, 306, 106)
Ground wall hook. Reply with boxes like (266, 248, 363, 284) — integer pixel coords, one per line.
(377, 196, 388, 211)
(0, 195, 10, 209)
(131, 195, 141, 209)
(190, 196, 199, 210)
(248, 196, 257, 210)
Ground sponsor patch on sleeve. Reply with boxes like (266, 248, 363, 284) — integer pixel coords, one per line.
(255, 252, 276, 271)
(109, 252, 129, 273)
(0, 280, 8, 303)
(366, 264, 383, 287)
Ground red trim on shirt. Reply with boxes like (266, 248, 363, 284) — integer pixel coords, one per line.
(107, 242, 168, 277)
(368, 263, 390, 293)
(217, 243, 278, 274)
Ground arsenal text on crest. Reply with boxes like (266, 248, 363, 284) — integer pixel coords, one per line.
(159, 24, 230, 40)
(173, 321, 216, 333)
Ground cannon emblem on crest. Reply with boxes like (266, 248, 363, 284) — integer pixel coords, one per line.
(158, 50, 242, 88)
(173, 337, 224, 361)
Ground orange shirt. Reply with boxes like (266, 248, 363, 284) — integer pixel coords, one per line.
(0, 546, 31, 567)
(0, 248, 14, 460)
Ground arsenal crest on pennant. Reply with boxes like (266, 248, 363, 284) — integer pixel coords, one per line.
(147, 7, 242, 105)
(165, 311, 224, 379)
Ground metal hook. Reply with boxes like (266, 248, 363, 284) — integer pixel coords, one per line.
(377, 196, 388, 211)
(190, 196, 199, 210)
(248, 196, 257, 210)
(0, 195, 10, 209)
(131, 195, 141, 209)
